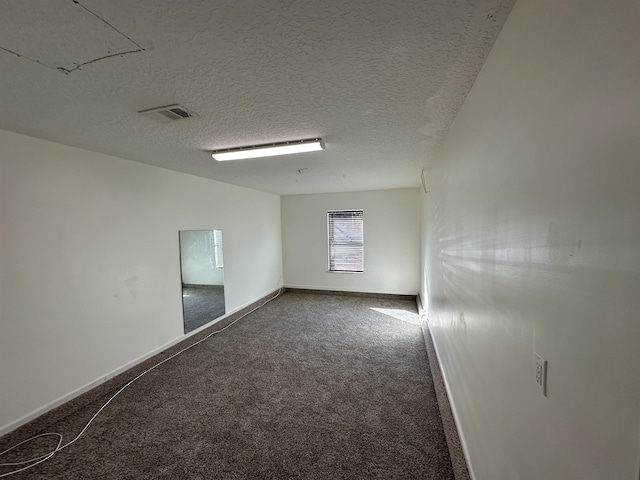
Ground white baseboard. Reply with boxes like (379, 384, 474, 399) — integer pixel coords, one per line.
(426, 321, 478, 480)
(0, 287, 283, 437)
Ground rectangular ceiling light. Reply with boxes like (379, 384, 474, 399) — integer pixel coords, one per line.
(211, 138, 324, 161)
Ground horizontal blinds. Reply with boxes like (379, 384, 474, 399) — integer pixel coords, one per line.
(328, 210, 364, 272)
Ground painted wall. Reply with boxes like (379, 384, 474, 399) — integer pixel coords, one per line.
(419, 189, 429, 314)
(0, 129, 283, 434)
(424, 0, 640, 479)
(281, 189, 420, 295)
(179, 230, 224, 285)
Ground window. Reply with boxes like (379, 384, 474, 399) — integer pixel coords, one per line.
(327, 210, 364, 272)
(213, 229, 224, 269)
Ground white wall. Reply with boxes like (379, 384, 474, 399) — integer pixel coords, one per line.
(419, 188, 429, 313)
(424, 0, 640, 479)
(0, 129, 282, 434)
(281, 189, 420, 295)
(179, 230, 224, 285)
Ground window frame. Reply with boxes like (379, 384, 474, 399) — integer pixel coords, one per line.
(327, 209, 364, 273)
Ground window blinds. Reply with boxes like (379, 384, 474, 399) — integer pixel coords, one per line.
(327, 210, 364, 272)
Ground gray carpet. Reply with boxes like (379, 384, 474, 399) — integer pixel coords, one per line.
(1, 292, 454, 479)
(182, 285, 226, 333)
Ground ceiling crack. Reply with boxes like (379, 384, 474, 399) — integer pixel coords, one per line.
(59, 48, 145, 74)
(0, 1, 145, 74)
(72, 0, 144, 50)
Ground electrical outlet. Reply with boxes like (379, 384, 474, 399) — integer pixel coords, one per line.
(535, 353, 547, 397)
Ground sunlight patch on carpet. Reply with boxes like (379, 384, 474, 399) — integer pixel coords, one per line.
(370, 307, 421, 324)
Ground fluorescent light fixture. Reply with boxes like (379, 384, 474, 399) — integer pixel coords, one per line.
(211, 138, 324, 161)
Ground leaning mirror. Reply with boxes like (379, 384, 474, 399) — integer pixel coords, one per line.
(179, 230, 225, 333)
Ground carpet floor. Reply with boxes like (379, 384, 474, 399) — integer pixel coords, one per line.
(1, 292, 454, 479)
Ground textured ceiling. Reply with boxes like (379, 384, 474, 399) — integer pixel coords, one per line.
(0, 0, 516, 195)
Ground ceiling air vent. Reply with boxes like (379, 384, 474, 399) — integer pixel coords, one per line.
(138, 104, 195, 123)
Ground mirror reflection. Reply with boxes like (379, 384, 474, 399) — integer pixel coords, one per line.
(179, 230, 225, 333)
